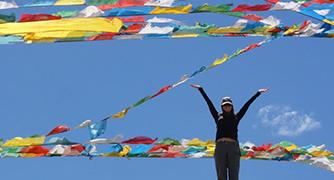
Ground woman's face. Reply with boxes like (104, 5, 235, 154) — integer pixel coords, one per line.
(222, 105, 232, 113)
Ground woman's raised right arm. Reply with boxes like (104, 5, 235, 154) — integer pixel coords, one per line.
(197, 87, 219, 124)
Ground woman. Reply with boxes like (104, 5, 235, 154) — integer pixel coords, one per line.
(190, 84, 268, 180)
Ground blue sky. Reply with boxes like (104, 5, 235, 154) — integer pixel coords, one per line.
(0, 0, 333, 179)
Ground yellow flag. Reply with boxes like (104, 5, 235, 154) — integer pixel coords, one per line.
(205, 145, 215, 157)
(187, 138, 215, 147)
(283, 24, 298, 35)
(0, 18, 123, 36)
(285, 144, 298, 152)
(251, 26, 275, 36)
(151, 4, 192, 14)
(311, 150, 333, 157)
(54, 0, 85, 5)
(207, 27, 243, 34)
(171, 34, 199, 38)
(102, 145, 131, 157)
(112, 107, 130, 119)
(323, 19, 334, 26)
(102, 152, 119, 157)
(208, 54, 228, 69)
(23, 31, 100, 43)
(20, 153, 44, 158)
(3, 136, 45, 147)
(23, 33, 56, 43)
(119, 145, 131, 156)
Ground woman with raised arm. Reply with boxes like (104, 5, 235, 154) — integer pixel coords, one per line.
(190, 84, 268, 180)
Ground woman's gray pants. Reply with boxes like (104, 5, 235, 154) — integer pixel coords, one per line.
(214, 141, 240, 180)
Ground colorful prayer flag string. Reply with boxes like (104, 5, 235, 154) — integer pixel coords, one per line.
(0, 134, 333, 173)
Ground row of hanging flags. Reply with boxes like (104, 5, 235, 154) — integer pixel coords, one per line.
(1, 134, 334, 172)
(0, 0, 334, 44)
(1, 0, 334, 172)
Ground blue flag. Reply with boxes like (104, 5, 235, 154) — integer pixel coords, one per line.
(89, 119, 107, 139)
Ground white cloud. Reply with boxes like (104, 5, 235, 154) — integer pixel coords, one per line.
(258, 105, 321, 136)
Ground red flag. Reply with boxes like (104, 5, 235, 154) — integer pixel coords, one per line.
(20, 146, 49, 155)
(19, 14, 61, 22)
(313, 0, 334, 4)
(70, 144, 86, 153)
(46, 125, 71, 136)
(150, 85, 172, 99)
(225, 33, 248, 37)
(293, 154, 300, 160)
(299, 21, 311, 31)
(162, 151, 186, 158)
(302, 2, 313, 7)
(268, 27, 282, 33)
(239, 43, 260, 54)
(122, 136, 158, 144)
(98, 0, 150, 10)
(147, 144, 170, 153)
(266, 0, 280, 3)
(268, 146, 288, 154)
(108, 16, 146, 23)
(303, 0, 334, 7)
(122, 23, 146, 33)
(88, 32, 117, 41)
(243, 151, 255, 158)
(252, 144, 272, 151)
(232, 4, 272, 12)
(242, 14, 263, 22)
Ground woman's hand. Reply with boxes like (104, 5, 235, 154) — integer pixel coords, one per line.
(190, 84, 202, 89)
(258, 88, 269, 93)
